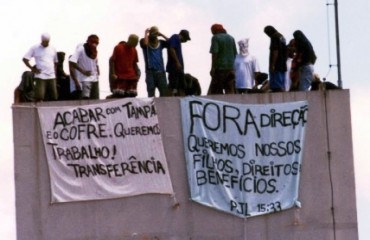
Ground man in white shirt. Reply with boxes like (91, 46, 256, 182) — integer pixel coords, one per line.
(23, 33, 58, 101)
(69, 35, 100, 99)
(234, 38, 260, 93)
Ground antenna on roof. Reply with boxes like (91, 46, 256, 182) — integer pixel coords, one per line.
(334, 0, 342, 88)
(326, 0, 342, 88)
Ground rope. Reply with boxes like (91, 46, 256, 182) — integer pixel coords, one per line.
(323, 90, 337, 240)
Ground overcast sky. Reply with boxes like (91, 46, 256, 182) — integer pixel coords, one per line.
(1, 0, 369, 239)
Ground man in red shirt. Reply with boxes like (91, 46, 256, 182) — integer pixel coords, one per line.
(109, 34, 140, 98)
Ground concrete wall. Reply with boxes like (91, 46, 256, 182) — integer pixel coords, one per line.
(13, 90, 358, 240)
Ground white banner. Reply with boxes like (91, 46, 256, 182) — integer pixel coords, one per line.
(181, 97, 308, 218)
(38, 98, 174, 203)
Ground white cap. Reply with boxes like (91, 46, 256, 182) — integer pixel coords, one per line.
(41, 33, 50, 41)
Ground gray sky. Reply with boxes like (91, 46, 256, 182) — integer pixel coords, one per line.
(1, 0, 369, 239)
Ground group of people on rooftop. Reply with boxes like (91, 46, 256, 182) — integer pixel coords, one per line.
(216, 24, 337, 95)
(14, 24, 340, 103)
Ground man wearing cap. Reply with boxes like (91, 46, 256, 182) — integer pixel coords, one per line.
(166, 29, 191, 96)
(140, 26, 170, 97)
(22, 33, 58, 101)
(109, 34, 140, 98)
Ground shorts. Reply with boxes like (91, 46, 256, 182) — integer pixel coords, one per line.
(269, 72, 285, 91)
(82, 81, 99, 99)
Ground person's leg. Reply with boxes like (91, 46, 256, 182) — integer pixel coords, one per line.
(34, 78, 46, 101)
(115, 79, 125, 90)
(90, 81, 100, 99)
(82, 82, 92, 99)
(273, 72, 286, 92)
(224, 71, 235, 94)
(167, 72, 176, 96)
(126, 80, 138, 97)
(146, 72, 156, 97)
(167, 70, 185, 96)
(176, 70, 186, 96)
(47, 79, 58, 100)
(208, 71, 224, 95)
(156, 72, 169, 97)
(112, 79, 125, 98)
(299, 65, 314, 91)
(269, 72, 285, 92)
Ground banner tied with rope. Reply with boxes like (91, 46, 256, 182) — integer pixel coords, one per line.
(38, 98, 174, 203)
(181, 97, 308, 218)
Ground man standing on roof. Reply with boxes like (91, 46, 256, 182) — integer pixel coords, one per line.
(166, 29, 191, 96)
(293, 30, 317, 91)
(140, 26, 169, 97)
(234, 38, 261, 94)
(110, 34, 140, 98)
(69, 34, 100, 99)
(22, 33, 58, 101)
(208, 24, 237, 95)
(264, 25, 287, 92)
